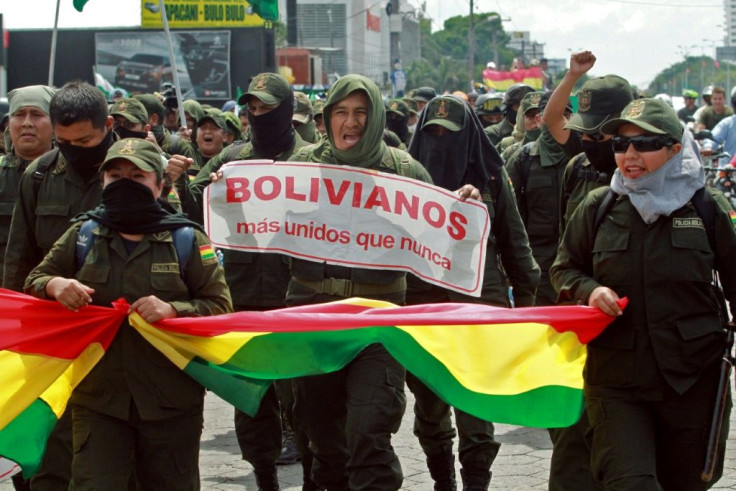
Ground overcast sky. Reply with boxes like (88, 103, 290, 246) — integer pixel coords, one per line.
(0, 0, 727, 89)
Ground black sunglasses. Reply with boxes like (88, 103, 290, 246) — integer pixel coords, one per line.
(611, 135, 675, 153)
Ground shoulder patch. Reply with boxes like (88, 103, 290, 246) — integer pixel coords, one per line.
(199, 244, 218, 265)
(729, 210, 736, 229)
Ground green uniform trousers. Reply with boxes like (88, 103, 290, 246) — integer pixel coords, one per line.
(69, 403, 203, 490)
(293, 344, 406, 490)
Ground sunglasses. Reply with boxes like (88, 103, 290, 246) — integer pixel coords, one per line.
(611, 135, 676, 153)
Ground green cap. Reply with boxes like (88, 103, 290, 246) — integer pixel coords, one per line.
(312, 99, 326, 118)
(8, 85, 56, 116)
(520, 91, 543, 115)
(198, 112, 227, 131)
(402, 97, 419, 115)
(600, 98, 684, 142)
(412, 87, 436, 103)
(240, 72, 292, 106)
(387, 99, 410, 118)
(565, 74, 633, 133)
(421, 96, 465, 132)
(110, 98, 149, 125)
(293, 91, 313, 124)
(221, 111, 242, 134)
(133, 93, 165, 121)
(101, 138, 164, 179)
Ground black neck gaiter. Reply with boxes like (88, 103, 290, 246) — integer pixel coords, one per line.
(58, 129, 114, 181)
(386, 117, 409, 143)
(115, 127, 148, 140)
(248, 92, 296, 158)
(582, 139, 617, 175)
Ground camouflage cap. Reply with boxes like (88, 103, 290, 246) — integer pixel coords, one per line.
(293, 91, 313, 124)
(520, 91, 543, 115)
(600, 98, 684, 142)
(565, 74, 633, 133)
(421, 96, 465, 132)
(110, 98, 149, 125)
(133, 94, 165, 121)
(240, 72, 292, 106)
(387, 99, 410, 118)
(198, 111, 227, 131)
(412, 86, 437, 103)
(221, 111, 242, 134)
(101, 138, 163, 179)
(312, 99, 326, 118)
(8, 85, 56, 116)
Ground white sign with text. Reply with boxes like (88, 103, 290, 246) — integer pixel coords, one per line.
(204, 161, 490, 296)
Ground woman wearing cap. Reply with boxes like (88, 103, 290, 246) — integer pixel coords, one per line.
(406, 95, 539, 490)
(24, 138, 232, 489)
(551, 98, 736, 489)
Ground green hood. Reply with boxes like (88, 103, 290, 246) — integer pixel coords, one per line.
(312, 75, 386, 168)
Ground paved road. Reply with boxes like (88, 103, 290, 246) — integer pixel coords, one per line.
(198, 389, 736, 490)
(4, 389, 736, 490)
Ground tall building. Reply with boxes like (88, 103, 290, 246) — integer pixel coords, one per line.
(282, 0, 421, 87)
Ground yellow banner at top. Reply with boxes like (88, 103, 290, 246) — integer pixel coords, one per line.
(141, 0, 266, 28)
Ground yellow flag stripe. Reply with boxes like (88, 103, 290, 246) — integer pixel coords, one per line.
(397, 323, 585, 395)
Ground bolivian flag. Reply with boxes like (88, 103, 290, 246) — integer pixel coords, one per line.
(131, 297, 621, 427)
(483, 66, 543, 91)
(0, 291, 621, 480)
(0, 290, 126, 479)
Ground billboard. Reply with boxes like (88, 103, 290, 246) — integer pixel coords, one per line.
(140, 0, 267, 28)
(95, 31, 231, 99)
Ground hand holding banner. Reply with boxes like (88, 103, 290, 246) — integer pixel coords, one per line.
(204, 161, 490, 296)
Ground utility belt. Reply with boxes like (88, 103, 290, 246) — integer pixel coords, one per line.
(293, 276, 407, 297)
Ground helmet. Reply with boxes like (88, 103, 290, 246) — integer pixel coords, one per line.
(703, 85, 714, 97)
(501, 83, 534, 112)
(486, 61, 497, 70)
(653, 93, 673, 107)
(475, 93, 504, 115)
(682, 89, 699, 99)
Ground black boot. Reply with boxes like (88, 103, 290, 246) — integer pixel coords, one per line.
(254, 466, 281, 491)
(460, 468, 491, 491)
(426, 449, 457, 491)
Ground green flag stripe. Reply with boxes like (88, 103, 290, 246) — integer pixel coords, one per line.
(0, 399, 58, 478)
(182, 327, 583, 427)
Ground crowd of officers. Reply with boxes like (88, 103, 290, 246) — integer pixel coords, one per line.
(1, 48, 734, 491)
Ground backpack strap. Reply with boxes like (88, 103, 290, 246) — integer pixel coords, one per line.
(518, 142, 535, 198)
(593, 188, 618, 235)
(33, 148, 60, 199)
(76, 219, 194, 278)
(388, 146, 416, 179)
(170, 226, 195, 277)
(226, 141, 249, 163)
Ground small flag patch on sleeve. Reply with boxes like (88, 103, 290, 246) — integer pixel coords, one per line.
(730, 210, 736, 227)
(199, 245, 217, 264)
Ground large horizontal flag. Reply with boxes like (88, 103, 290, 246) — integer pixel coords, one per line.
(0, 289, 623, 480)
(132, 297, 623, 428)
(0, 290, 126, 479)
(483, 66, 543, 91)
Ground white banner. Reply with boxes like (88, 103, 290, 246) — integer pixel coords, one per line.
(204, 161, 490, 296)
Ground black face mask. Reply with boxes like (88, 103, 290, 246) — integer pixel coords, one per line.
(58, 129, 114, 174)
(506, 107, 517, 125)
(248, 92, 295, 158)
(115, 126, 148, 140)
(582, 139, 617, 175)
(386, 116, 409, 142)
(99, 178, 168, 234)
